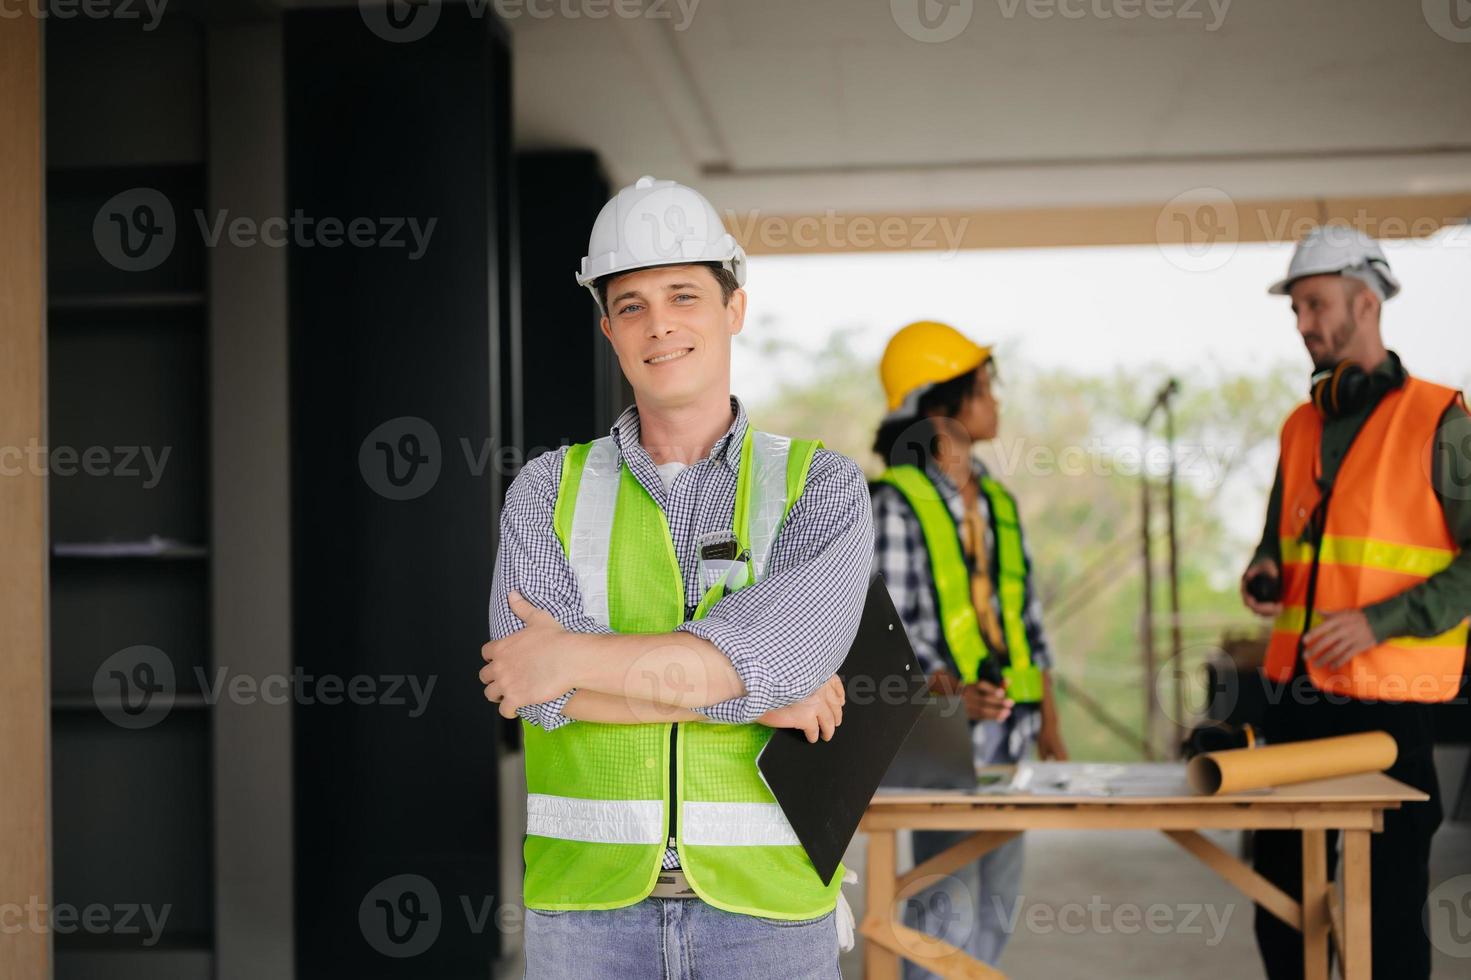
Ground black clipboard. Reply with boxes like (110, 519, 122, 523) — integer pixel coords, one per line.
(756, 573, 928, 885)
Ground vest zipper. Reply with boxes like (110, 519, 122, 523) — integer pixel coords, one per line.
(667, 722, 679, 852)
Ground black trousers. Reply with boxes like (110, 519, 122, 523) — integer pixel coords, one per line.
(1251, 684, 1443, 979)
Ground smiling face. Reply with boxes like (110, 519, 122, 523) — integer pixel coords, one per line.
(598, 264, 745, 409)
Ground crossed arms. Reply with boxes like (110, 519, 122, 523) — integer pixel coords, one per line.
(480, 444, 873, 738)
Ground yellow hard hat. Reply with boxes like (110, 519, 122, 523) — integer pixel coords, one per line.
(879, 320, 992, 414)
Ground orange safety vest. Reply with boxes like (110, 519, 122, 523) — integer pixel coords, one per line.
(1264, 375, 1469, 702)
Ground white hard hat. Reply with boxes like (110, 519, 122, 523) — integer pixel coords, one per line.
(576, 175, 747, 309)
(1267, 225, 1400, 301)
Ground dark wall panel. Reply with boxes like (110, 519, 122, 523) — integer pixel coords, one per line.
(515, 150, 615, 456)
(286, 7, 508, 976)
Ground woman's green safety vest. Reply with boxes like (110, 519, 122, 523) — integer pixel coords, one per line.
(876, 464, 1044, 703)
(521, 426, 845, 919)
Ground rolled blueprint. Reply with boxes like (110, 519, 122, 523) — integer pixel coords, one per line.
(1186, 731, 1397, 795)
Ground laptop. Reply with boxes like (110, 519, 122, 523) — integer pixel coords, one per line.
(878, 695, 977, 791)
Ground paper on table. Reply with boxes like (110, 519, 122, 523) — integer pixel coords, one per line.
(1009, 762, 1195, 797)
(1186, 731, 1397, 795)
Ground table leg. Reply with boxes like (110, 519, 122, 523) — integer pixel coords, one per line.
(1301, 828, 1329, 980)
(864, 829, 900, 980)
(1341, 829, 1371, 980)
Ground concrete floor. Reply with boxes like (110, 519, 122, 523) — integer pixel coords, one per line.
(840, 744, 1470, 978)
(843, 819, 1469, 979)
(497, 746, 1471, 978)
(838, 827, 1263, 979)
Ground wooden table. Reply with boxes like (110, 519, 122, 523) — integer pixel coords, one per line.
(859, 770, 1426, 980)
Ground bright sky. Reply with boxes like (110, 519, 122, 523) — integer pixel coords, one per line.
(733, 229, 1471, 557)
(733, 228, 1471, 402)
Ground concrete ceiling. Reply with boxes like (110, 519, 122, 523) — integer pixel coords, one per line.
(509, 0, 1471, 214)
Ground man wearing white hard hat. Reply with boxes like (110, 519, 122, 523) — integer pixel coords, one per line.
(480, 176, 873, 976)
(1241, 225, 1471, 979)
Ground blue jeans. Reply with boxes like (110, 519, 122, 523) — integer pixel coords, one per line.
(900, 831, 1025, 978)
(523, 898, 840, 979)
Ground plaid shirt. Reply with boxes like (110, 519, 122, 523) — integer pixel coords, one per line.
(872, 458, 1053, 764)
(490, 398, 873, 865)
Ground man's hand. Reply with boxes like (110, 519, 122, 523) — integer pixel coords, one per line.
(1037, 722, 1068, 761)
(962, 681, 1013, 723)
(757, 675, 845, 743)
(1038, 670, 1067, 760)
(480, 591, 582, 720)
(1240, 557, 1283, 618)
(930, 669, 1013, 722)
(1303, 609, 1377, 670)
(927, 669, 963, 697)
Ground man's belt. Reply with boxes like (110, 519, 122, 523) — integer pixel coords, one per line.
(649, 869, 699, 899)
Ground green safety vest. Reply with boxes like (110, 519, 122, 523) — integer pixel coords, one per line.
(876, 464, 1044, 703)
(521, 427, 844, 919)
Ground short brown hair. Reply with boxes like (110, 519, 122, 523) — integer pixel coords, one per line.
(596, 262, 739, 313)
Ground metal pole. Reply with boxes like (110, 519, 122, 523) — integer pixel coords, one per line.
(1164, 389, 1185, 757)
(1140, 469, 1156, 760)
(1138, 379, 1180, 761)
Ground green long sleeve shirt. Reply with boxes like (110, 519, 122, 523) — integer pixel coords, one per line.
(1253, 352, 1471, 642)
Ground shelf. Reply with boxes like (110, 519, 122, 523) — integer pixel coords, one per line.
(51, 711, 214, 941)
(50, 292, 206, 314)
(50, 557, 209, 694)
(52, 538, 208, 560)
(44, 36, 218, 980)
(48, 316, 208, 542)
(46, 165, 206, 299)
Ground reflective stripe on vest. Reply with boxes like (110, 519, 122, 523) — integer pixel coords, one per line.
(523, 427, 838, 919)
(1264, 376, 1468, 703)
(1280, 535, 1457, 581)
(525, 795, 801, 847)
(745, 430, 805, 583)
(876, 465, 1043, 703)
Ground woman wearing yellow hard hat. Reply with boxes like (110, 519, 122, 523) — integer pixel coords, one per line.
(871, 320, 1067, 974)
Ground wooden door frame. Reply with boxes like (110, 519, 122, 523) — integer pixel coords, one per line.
(0, 9, 50, 980)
